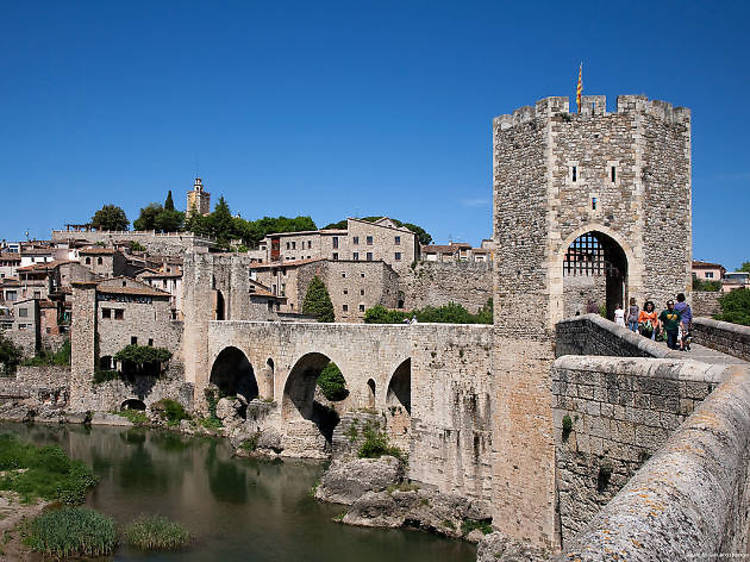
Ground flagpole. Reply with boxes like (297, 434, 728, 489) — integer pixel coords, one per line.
(576, 62, 583, 114)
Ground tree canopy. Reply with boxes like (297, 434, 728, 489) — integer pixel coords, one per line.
(364, 299, 493, 325)
(302, 276, 335, 322)
(739, 261, 750, 273)
(133, 201, 184, 233)
(716, 288, 750, 326)
(322, 216, 432, 245)
(91, 205, 129, 231)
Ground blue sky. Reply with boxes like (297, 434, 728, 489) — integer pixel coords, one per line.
(1, 1, 748, 269)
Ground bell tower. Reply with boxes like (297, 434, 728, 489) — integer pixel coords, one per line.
(186, 177, 211, 218)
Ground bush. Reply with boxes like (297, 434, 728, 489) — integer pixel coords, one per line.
(716, 288, 750, 326)
(364, 299, 493, 325)
(0, 434, 98, 504)
(114, 344, 172, 377)
(151, 399, 190, 426)
(302, 276, 335, 322)
(693, 277, 722, 292)
(125, 514, 190, 551)
(562, 414, 572, 442)
(0, 334, 22, 376)
(93, 369, 119, 384)
(317, 362, 349, 401)
(357, 423, 405, 462)
(26, 507, 117, 558)
(21, 339, 71, 367)
(461, 518, 493, 536)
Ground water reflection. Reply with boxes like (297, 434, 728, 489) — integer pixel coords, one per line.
(0, 422, 476, 562)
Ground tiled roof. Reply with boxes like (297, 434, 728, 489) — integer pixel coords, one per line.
(97, 285, 171, 298)
(0, 253, 21, 261)
(79, 247, 115, 255)
(692, 260, 724, 269)
(139, 271, 182, 279)
(21, 248, 53, 255)
(17, 260, 72, 272)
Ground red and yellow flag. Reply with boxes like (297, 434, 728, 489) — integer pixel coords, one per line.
(576, 62, 583, 113)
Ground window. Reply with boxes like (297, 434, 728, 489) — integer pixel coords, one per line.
(18, 308, 28, 318)
(360, 289, 365, 296)
(366, 252, 373, 261)
(395, 252, 402, 261)
(307, 241, 312, 249)
(359, 304, 365, 312)
(33, 291, 40, 299)
(292, 242, 296, 249)
(705, 272, 714, 279)
(85, 257, 91, 265)
(114, 309, 124, 320)
(332, 252, 339, 261)
(341, 273, 347, 278)
(611, 166, 616, 183)
(332, 237, 339, 249)
(352, 236, 359, 245)
(366, 236, 373, 245)
(148, 338, 153, 347)
(102, 308, 111, 319)
(97, 257, 103, 265)
(591, 197, 598, 210)
(343, 289, 348, 295)
(353, 252, 359, 260)
(131, 336, 138, 345)
(395, 236, 401, 245)
(122, 281, 127, 287)
(342, 304, 348, 312)
(572, 166, 577, 182)
(360, 273, 365, 278)
(286, 242, 290, 250)
(6, 291, 16, 301)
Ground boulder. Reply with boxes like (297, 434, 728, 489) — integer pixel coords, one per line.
(315, 455, 403, 505)
(215, 397, 240, 421)
(476, 531, 549, 562)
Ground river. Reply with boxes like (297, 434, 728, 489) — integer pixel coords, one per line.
(2, 422, 476, 561)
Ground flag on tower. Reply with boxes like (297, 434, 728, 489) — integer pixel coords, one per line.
(576, 63, 583, 113)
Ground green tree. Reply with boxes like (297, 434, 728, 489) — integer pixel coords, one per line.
(209, 196, 235, 246)
(715, 288, 750, 326)
(0, 333, 23, 375)
(91, 205, 129, 231)
(164, 190, 175, 211)
(133, 203, 162, 231)
(321, 216, 432, 245)
(302, 276, 335, 322)
(154, 209, 184, 232)
(316, 362, 348, 401)
(739, 261, 750, 273)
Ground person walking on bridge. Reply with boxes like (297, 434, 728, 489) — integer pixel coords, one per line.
(674, 293, 693, 351)
(659, 299, 682, 350)
(638, 300, 658, 340)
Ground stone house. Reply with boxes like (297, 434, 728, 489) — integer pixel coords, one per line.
(692, 260, 725, 282)
(421, 242, 492, 263)
(260, 217, 418, 274)
(78, 247, 128, 278)
(0, 252, 21, 279)
(19, 246, 54, 268)
(137, 269, 184, 319)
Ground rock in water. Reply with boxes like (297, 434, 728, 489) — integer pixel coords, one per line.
(314, 456, 403, 505)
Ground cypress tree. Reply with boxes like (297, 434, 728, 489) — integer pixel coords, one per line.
(164, 190, 175, 211)
(302, 276, 335, 323)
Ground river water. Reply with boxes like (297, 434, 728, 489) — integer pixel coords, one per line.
(2, 422, 476, 561)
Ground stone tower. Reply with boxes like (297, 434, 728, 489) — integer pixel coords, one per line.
(489, 95, 691, 548)
(186, 177, 211, 218)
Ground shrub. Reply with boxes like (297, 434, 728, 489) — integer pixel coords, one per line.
(693, 277, 721, 292)
(116, 410, 149, 426)
(302, 276, 335, 322)
(239, 433, 259, 451)
(198, 416, 222, 431)
(114, 345, 172, 377)
(21, 339, 71, 367)
(357, 423, 405, 462)
(317, 362, 349, 401)
(129, 241, 147, 252)
(151, 399, 190, 426)
(364, 299, 493, 325)
(562, 415, 573, 442)
(26, 507, 117, 558)
(461, 518, 493, 536)
(0, 434, 98, 504)
(125, 514, 190, 551)
(716, 288, 750, 326)
(0, 334, 22, 376)
(597, 463, 613, 493)
(93, 369, 119, 385)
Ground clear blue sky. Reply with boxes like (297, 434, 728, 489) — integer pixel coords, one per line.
(1, 1, 747, 269)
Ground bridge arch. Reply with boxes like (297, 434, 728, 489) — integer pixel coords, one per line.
(385, 358, 411, 450)
(209, 346, 258, 403)
(282, 352, 348, 444)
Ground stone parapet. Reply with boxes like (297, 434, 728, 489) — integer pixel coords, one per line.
(554, 363, 750, 560)
(555, 314, 669, 358)
(692, 317, 750, 362)
(691, 290, 721, 317)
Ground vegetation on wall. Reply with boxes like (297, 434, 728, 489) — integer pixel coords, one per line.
(715, 288, 750, 326)
(692, 276, 721, 292)
(316, 362, 348, 401)
(302, 276, 335, 323)
(322, 216, 433, 246)
(364, 299, 493, 325)
(113, 345, 172, 377)
(90, 204, 129, 231)
(0, 334, 23, 376)
(21, 340, 71, 367)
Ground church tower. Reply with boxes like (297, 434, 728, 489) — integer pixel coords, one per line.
(186, 177, 211, 218)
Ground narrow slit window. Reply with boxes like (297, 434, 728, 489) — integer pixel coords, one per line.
(591, 197, 598, 210)
(611, 166, 616, 183)
(572, 166, 577, 182)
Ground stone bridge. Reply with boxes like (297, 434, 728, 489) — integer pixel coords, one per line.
(205, 320, 496, 499)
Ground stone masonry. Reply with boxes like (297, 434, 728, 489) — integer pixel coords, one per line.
(399, 261, 493, 312)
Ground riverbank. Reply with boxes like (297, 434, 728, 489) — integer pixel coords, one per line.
(0, 491, 50, 561)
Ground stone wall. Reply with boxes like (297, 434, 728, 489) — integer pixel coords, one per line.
(692, 317, 750, 362)
(555, 363, 750, 561)
(555, 314, 668, 358)
(4, 329, 38, 357)
(562, 274, 607, 319)
(551, 356, 727, 543)
(692, 290, 721, 317)
(399, 261, 492, 313)
(16, 365, 70, 388)
(52, 230, 216, 257)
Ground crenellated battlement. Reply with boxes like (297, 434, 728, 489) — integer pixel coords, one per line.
(494, 94, 690, 130)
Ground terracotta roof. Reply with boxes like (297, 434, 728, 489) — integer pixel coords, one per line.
(692, 260, 725, 269)
(139, 270, 182, 279)
(17, 260, 72, 272)
(21, 248, 53, 256)
(422, 245, 457, 253)
(97, 285, 171, 298)
(0, 253, 21, 262)
(79, 247, 115, 255)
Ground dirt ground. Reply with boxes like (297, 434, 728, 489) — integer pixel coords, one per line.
(0, 491, 49, 561)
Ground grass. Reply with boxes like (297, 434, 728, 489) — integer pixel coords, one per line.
(116, 410, 149, 425)
(0, 434, 98, 504)
(461, 518, 493, 536)
(25, 507, 116, 558)
(198, 416, 223, 431)
(124, 514, 190, 551)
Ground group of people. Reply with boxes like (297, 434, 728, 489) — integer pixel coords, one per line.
(613, 293, 693, 351)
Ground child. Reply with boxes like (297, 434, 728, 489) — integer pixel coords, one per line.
(614, 303, 626, 327)
(625, 297, 639, 332)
